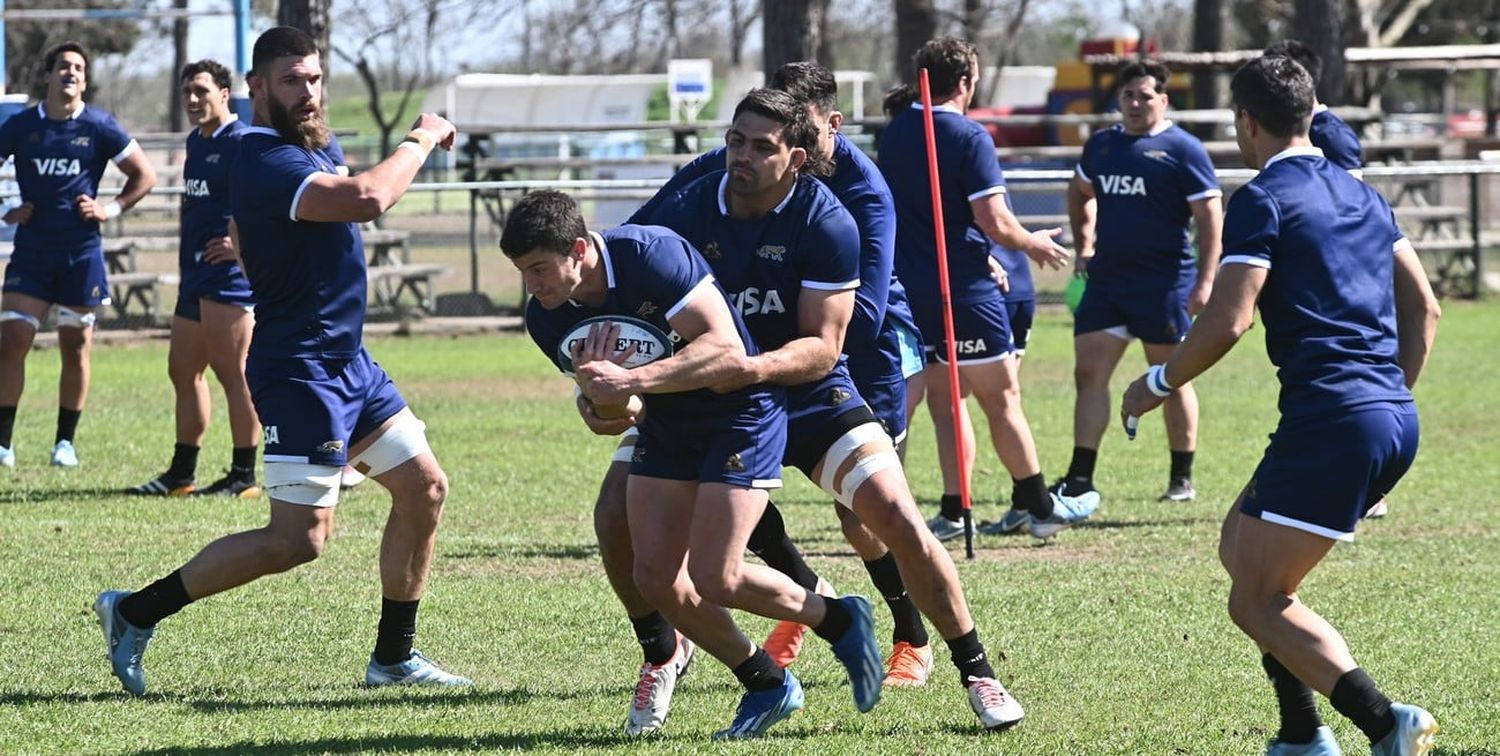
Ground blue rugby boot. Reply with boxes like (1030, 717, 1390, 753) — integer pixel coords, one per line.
(1029, 490, 1101, 540)
(94, 590, 154, 696)
(712, 669, 805, 740)
(828, 595, 883, 713)
(365, 650, 471, 686)
(1266, 726, 1342, 755)
(1371, 703, 1438, 756)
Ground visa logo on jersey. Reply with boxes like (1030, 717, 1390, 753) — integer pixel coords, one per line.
(1097, 174, 1146, 196)
(32, 157, 82, 176)
(731, 287, 786, 316)
(185, 178, 211, 197)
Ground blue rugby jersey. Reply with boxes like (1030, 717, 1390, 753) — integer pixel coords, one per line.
(1309, 107, 1363, 174)
(1219, 146, 1410, 421)
(880, 103, 1016, 306)
(230, 127, 366, 360)
(629, 133, 913, 381)
(647, 171, 861, 357)
(525, 225, 773, 417)
(0, 104, 135, 249)
(1076, 121, 1220, 284)
(180, 117, 247, 281)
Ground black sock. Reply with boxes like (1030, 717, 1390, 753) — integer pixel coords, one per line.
(56, 407, 81, 444)
(746, 502, 819, 591)
(812, 596, 853, 643)
(629, 611, 678, 666)
(863, 554, 929, 647)
(939, 493, 963, 522)
(1170, 450, 1195, 481)
(945, 628, 996, 683)
(167, 443, 200, 480)
(1263, 654, 1322, 744)
(231, 445, 257, 473)
(373, 598, 420, 665)
(1330, 668, 1397, 744)
(1013, 473, 1052, 519)
(118, 570, 193, 629)
(0, 405, 15, 449)
(1065, 446, 1098, 481)
(732, 648, 786, 692)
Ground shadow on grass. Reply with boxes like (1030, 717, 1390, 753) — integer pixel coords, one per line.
(1434, 750, 1500, 756)
(445, 543, 599, 560)
(1071, 516, 1204, 531)
(0, 485, 137, 504)
(0, 690, 146, 706)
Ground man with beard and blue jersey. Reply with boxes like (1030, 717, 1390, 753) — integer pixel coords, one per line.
(1062, 58, 1224, 504)
(881, 37, 1096, 541)
(1122, 55, 1440, 756)
(94, 26, 468, 697)
(0, 41, 156, 468)
(630, 62, 936, 688)
(129, 60, 262, 499)
(649, 86, 1027, 732)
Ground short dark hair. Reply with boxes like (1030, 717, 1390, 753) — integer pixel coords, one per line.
(1263, 40, 1321, 85)
(252, 26, 319, 76)
(882, 83, 917, 117)
(42, 42, 89, 76)
(1117, 59, 1171, 91)
(181, 59, 232, 92)
(1231, 55, 1314, 139)
(732, 87, 831, 176)
(499, 190, 587, 260)
(913, 37, 978, 100)
(770, 62, 838, 114)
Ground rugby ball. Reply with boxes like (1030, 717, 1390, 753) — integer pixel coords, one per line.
(557, 315, 674, 373)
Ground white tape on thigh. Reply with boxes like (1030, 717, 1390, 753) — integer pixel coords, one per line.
(837, 450, 901, 508)
(817, 421, 891, 505)
(612, 426, 640, 463)
(0, 310, 41, 330)
(348, 414, 431, 477)
(264, 462, 342, 507)
(55, 307, 96, 329)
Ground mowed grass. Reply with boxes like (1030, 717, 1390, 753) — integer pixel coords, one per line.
(1, 302, 1497, 754)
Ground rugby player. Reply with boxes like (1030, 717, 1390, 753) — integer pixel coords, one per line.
(509, 190, 881, 740)
(1061, 59, 1223, 503)
(649, 87, 1026, 731)
(129, 60, 261, 498)
(0, 42, 156, 468)
(880, 37, 1098, 539)
(1121, 55, 1441, 756)
(95, 26, 467, 695)
(630, 62, 935, 686)
(1263, 41, 1364, 178)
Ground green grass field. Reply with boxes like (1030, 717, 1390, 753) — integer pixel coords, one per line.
(3, 303, 1497, 754)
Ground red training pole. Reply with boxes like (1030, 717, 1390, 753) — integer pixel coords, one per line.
(918, 69, 975, 560)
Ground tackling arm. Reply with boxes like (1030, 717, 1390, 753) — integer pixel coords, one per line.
(735, 287, 856, 389)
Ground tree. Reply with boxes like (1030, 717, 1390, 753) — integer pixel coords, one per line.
(280, 0, 334, 67)
(1191, 0, 1225, 113)
(893, 0, 936, 84)
(1295, 0, 1346, 104)
(764, 0, 832, 73)
(2, 0, 141, 102)
(727, 0, 761, 67)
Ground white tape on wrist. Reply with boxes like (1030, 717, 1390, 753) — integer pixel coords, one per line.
(397, 141, 430, 160)
(1145, 364, 1174, 397)
(104, 201, 123, 220)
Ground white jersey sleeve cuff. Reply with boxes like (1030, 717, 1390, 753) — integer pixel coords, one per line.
(1220, 255, 1271, 269)
(289, 171, 320, 221)
(111, 139, 139, 164)
(802, 278, 860, 291)
(966, 185, 1007, 201)
(665, 275, 716, 319)
(1394, 237, 1414, 256)
(1186, 188, 1223, 202)
(1074, 164, 1090, 182)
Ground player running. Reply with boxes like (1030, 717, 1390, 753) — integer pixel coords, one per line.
(1121, 55, 1441, 756)
(0, 41, 156, 468)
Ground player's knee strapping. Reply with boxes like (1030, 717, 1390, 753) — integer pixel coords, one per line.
(348, 413, 432, 477)
(612, 427, 640, 464)
(264, 462, 342, 507)
(55, 307, 96, 330)
(0, 310, 41, 330)
(819, 421, 902, 508)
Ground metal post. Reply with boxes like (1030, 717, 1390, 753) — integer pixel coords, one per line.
(0, 0, 7, 94)
(232, 0, 252, 121)
(1471, 171, 1484, 299)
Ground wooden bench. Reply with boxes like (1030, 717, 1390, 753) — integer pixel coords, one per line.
(108, 271, 179, 323)
(361, 228, 412, 266)
(368, 263, 451, 315)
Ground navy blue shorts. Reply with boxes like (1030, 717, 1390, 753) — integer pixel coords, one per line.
(248, 348, 408, 467)
(1006, 298, 1035, 353)
(1073, 279, 1191, 344)
(1239, 402, 1419, 541)
(784, 370, 879, 474)
(631, 397, 785, 488)
(175, 260, 254, 321)
(913, 297, 1013, 365)
(3, 242, 108, 306)
(855, 372, 908, 444)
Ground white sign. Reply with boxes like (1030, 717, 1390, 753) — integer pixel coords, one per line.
(667, 59, 713, 122)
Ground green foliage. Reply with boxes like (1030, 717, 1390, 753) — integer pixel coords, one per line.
(3, 0, 142, 103)
(1, 302, 1497, 752)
